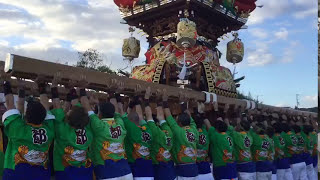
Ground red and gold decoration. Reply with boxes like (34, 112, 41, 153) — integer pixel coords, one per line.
(114, 0, 139, 9)
(131, 39, 237, 97)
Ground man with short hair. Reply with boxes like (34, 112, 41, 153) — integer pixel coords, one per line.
(250, 122, 273, 180)
(289, 124, 308, 180)
(309, 117, 318, 179)
(272, 122, 293, 180)
(144, 87, 175, 180)
(301, 123, 315, 180)
(266, 126, 276, 180)
(80, 83, 133, 180)
(49, 75, 94, 180)
(122, 92, 154, 179)
(228, 109, 255, 180)
(162, 90, 198, 180)
(203, 105, 237, 180)
(194, 111, 214, 180)
(2, 74, 55, 180)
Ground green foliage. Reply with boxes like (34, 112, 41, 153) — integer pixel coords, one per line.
(77, 48, 102, 69)
(76, 48, 116, 74)
(96, 65, 116, 74)
(237, 91, 260, 104)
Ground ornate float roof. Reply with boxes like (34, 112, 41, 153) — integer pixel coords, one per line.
(117, 0, 254, 46)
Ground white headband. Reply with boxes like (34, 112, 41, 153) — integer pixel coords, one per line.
(250, 101, 256, 109)
(245, 100, 251, 109)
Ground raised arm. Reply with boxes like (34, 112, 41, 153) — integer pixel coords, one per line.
(110, 95, 119, 114)
(310, 115, 318, 131)
(78, 76, 91, 112)
(232, 105, 242, 131)
(63, 79, 79, 112)
(135, 100, 144, 121)
(1, 71, 14, 110)
(156, 90, 165, 122)
(133, 84, 144, 121)
(118, 99, 125, 116)
(203, 118, 212, 131)
(162, 89, 172, 118)
(109, 79, 125, 115)
(223, 104, 230, 126)
(35, 76, 50, 111)
(16, 78, 26, 114)
(144, 87, 153, 121)
(51, 72, 62, 109)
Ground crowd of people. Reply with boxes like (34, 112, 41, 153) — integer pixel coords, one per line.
(0, 71, 318, 180)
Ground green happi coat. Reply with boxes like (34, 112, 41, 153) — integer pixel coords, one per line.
(196, 125, 209, 162)
(2, 109, 55, 170)
(228, 126, 253, 163)
(147, 119, 173, 164)
(122, 114, 153, 163)
(88, 112, 127, 165)
(166, 116, 198, 164)
(208, 127, 234, 167)
(249, 130, 272, 162)
(51, 108, 93, 171)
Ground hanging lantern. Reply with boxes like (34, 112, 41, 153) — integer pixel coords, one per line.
(122, 27, 140, 61)
(234, 0, 256, 14)
(114, 0, 139, 8)
(176, 18, 197, 48)
(226, 32, 244, 64)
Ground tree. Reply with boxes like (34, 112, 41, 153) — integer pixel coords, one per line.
(96, 65, 116, 74)
(247, 92, 252, 100)
(237, 91, 260, 104)
(76, 48, 116, 74)
(77, 48, 102, 69)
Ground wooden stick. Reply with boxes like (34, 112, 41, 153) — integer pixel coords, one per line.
(4, 78, 109, 100)
(2, 54, 317, 117)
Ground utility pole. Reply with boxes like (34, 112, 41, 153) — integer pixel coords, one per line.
(296, 94, 300, 109)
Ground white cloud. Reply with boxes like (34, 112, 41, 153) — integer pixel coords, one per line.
(245, 40, 274, 67)
(0, 0, 128, 50)
(274, 28, 288, 40)
(246, 49, 273, 66)
(293, 7, 317, 19)
(249, 28, 268, 39)
(0, 0, 142, 72)
(0, 0, 314, 73)
(0, 40, 8, 46)
(280, 41, 299, 63)
(301, 95, 318, 108)
(247, 0, 317, 25)
(14, 38, 61, 50)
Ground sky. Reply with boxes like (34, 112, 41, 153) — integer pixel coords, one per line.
(0, 0, 317, 108)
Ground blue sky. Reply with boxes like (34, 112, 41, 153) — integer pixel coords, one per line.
(0, 0, 317, 108)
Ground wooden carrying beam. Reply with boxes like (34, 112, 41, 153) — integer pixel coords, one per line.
(3, 54, 318, 117)
(3, 78, 109, 100)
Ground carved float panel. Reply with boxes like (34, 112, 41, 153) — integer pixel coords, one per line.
(131, 40, 237, 97)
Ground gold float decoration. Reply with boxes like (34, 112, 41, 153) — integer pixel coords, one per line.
(226, 32, 244, 64)
(176, 18, 197, 48)
(122, 27, 141, 61)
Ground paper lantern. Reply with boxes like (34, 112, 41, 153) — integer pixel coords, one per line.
(122, 37, 140, 61)
(226, 33, 244, 64)
(114, 0, 139, 8)
(234, 0, 256, 13)
(176, 18, 197, 48)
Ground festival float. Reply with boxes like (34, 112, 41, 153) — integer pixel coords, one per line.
(118, 0, 252, 98)
(2, 0, 317, 118)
